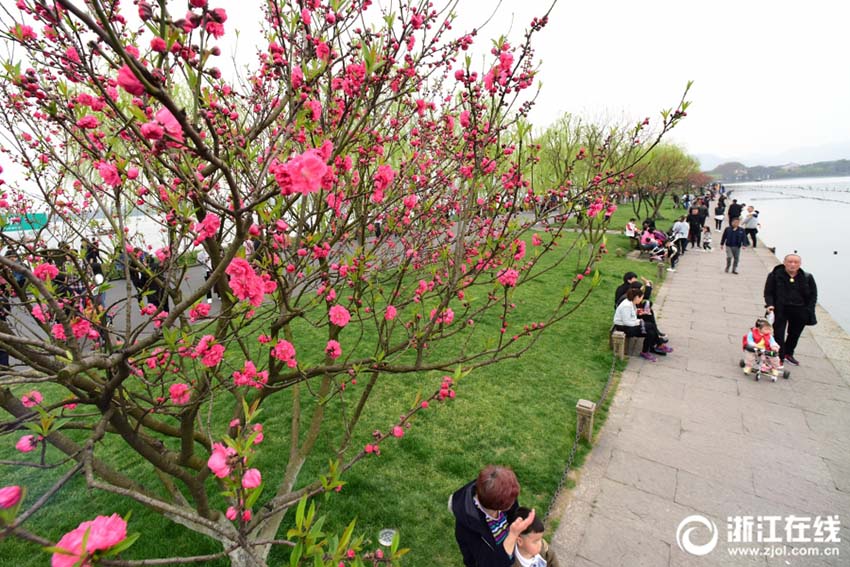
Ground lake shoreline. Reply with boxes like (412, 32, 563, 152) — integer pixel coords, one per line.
(725, 175, 850, 334)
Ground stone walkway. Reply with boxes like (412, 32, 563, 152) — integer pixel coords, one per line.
(552, 240, 850, 566)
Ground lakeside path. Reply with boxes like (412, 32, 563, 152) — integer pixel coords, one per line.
(551, 240, 850, 566)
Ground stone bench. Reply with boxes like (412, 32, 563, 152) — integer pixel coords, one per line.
(610, 330, 643, 360)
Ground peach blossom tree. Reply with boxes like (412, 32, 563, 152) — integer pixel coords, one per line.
(0, 0, 688, 565)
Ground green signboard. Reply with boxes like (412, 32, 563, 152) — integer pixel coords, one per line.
(1, 213, 49, 232)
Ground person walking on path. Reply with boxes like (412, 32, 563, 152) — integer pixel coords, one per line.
(713, 202, 725, 231)
(742, 206, 760, 247)
(696, 198, 709, 228)
(671, 216, 689, 255)
(686, 207, 703, 250)
(764, 254, 818, 366)
(727, 199, 742, 224)
(720, 217, 746, 273)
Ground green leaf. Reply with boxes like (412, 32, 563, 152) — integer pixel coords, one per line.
(305, 500, 317, 529)
(101, 532, 140, 556)
(244, 484, 264, 509)
(337, 519, 356, 554)
(295, 495, 307, 529)
(289, 541, 303, 567)
(409, 390, 422, 410)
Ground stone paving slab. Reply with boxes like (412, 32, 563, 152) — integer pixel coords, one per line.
(553, 234, 850, 566)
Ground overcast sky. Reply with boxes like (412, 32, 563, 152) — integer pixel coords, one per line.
(220, 0, 850, 164)
(452, 0, 850, 160)
(4, 0, 848, 177)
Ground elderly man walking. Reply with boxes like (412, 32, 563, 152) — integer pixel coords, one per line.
(764, 254, 818, 366)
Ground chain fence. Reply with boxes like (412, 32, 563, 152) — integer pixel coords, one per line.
(543, 353, 619, 524)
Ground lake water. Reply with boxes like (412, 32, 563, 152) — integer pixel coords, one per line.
(726, 176, 850, 334)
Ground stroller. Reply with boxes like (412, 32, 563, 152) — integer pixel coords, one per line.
(738, 315, 790, 382)
(738, 347, 790, 382)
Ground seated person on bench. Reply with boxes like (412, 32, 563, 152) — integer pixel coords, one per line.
(613, 288, 672, 362)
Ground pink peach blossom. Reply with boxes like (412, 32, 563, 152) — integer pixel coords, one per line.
(271, 339, 297, 368)
(497, 268, 519, 287)
(207, 442, 235, 478)
(329, 304, 350, 327)
(75, 115, 99, 129)
(16, 435, 39, 453)
(33, 263, 59, 281)
(140, 121, 164, 140)
(154, 107, 183, 142)
(242, 468, 262, 489)
(225, 258, 265, 306)
(169, 383, 190, 405)
(232, 361, 269, 389)
(31, 304, 48, 323)
(0, 485, 22, 509)
(71, 319, 92, 340)
(384, 305, 397, 321)
(252, 423, 264, 444)
(117, 64, 145, 96)
(52, 514, 128, 567)
(51, 324, 67, 341)
(97, 162, 122, 187)
(21, 390, 42, 408)
(374, 164, 395, 192)
(325, 340, 342, 360)
(274, 148, 328, 195)
(150, 37, 167, 52)
(193, 213, 221, 245)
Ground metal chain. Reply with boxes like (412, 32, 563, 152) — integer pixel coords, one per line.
(543, 354, 618, 523)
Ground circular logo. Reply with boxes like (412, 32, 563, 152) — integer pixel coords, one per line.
(676, 514, 719, 556)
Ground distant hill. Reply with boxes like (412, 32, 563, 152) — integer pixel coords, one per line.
(706, 159, 850, 182)
(694, 140, 850, 172)
(694, 153, 728, 171)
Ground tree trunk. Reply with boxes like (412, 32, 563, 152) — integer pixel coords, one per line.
(228, 546, 267, 567)
(249, 462, 302, 562)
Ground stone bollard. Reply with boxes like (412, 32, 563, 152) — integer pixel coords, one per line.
(656, 260, 665, 280)
(576, 399, 596, 443)
(611, 330, 626, 360)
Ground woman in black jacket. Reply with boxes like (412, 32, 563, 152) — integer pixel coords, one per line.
(686, 207, 703, 249)
(451, 465, 534, 567)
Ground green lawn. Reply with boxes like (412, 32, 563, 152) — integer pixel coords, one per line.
(560, 195, 688, 235)
(0, 233, 661, 566)
(609, 196, 687, 229)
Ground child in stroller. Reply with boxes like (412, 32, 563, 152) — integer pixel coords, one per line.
(739, 318, 789, 381)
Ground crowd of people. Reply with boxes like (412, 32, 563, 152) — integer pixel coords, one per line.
(626, 184, 766, 276)
(623, 184, 819, 371)
(0, 238, 175, 357)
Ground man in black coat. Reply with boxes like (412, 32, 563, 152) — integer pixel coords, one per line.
(727, 199, 742, 223)
(614, 272, 653, 309)
(764, 254, 817, 366)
